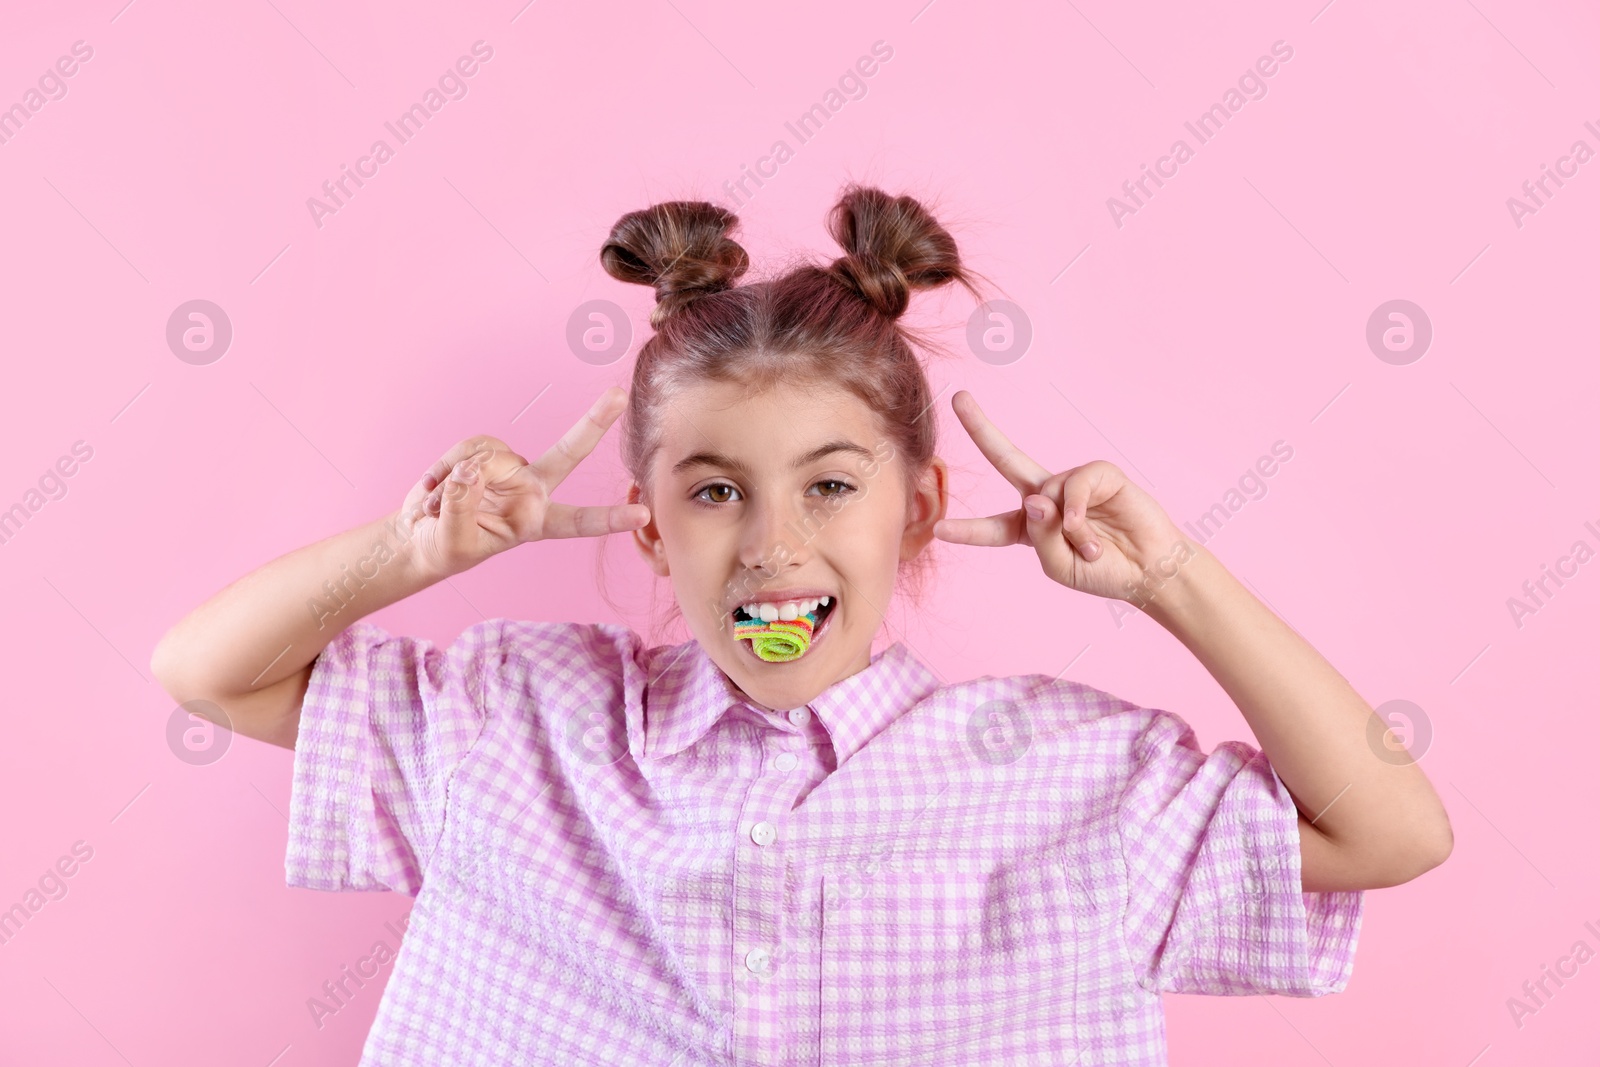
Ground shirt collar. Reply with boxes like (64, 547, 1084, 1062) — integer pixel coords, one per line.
(641, 637, 941, 768)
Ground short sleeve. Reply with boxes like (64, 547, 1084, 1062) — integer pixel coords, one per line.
(285, 618, 502, 896)
(1116, 710, 1364, 997)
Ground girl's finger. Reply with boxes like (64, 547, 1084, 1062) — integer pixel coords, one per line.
(950, 391, 1053, 496)
(424, 442, 497, 493)
(1062, 473, 1100, 563)
(931, 511, 1028, 548)
(1043, 469, 1102, 561)
(538, 500, 653, 540)
(425, 447, 522, 516)
(437, 456, 488, 563)
(1022, 492, 1079, 584)
(528, 387, 628, 491)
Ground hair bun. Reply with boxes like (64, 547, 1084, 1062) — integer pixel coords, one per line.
(825, 185, 963, 319)
(600, 201, 750, 327)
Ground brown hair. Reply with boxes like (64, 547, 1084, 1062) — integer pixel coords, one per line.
(596, 183, 991, 639)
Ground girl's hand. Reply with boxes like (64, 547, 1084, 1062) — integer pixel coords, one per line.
(933, 390, 1192, 603)
(398, 387, 652, 580)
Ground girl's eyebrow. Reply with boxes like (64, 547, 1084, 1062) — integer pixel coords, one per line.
(670, 439, 876, 478)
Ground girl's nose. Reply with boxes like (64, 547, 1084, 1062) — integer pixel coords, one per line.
(738, 494, 810, 575)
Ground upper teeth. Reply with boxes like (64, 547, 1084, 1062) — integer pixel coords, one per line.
(738, 595, 829, 622)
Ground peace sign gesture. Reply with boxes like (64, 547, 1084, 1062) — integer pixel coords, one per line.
(398, 387, 651, 581)
(932, 391, 1193, 604)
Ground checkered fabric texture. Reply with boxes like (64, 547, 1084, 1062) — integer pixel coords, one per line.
(286, 618, 1363, 1066)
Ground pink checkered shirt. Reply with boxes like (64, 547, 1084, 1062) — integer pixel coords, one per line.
(286, 618, 1364, 1066)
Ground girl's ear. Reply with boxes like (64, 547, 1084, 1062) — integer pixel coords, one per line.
(627, 482, 670, 577)
(899, 457, 949, 562)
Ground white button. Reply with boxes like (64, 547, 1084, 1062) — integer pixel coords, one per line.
(787, 707, 810, 726)
(774, 752, 799, 772)
(745, 947, 771, 973)
(750, 821, 777, 846)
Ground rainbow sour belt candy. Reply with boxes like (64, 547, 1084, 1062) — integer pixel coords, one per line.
(734, 607, 821, 662)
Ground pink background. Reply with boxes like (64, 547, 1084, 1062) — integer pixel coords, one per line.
(2, 0, 1597, 1063)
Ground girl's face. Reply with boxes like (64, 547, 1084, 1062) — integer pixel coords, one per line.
(629, 377, 946, 713)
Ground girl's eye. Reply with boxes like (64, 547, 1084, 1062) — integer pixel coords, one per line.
(695, 483, 739, 504)
(691, 479, 857, 506)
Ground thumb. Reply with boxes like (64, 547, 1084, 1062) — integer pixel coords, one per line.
(1023, 493, 1078, 586)
(437, 456, 488, 563)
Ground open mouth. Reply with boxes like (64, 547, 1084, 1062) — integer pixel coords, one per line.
(730, 595, 838, 662)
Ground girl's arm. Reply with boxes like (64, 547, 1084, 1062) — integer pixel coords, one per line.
(151, 388, 652, 752)
(150, 509, 440, 750)
(933, 390, 1453, 895)
(1138, 541, 1452, 892)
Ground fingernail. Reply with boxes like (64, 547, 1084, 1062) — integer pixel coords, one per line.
(452, 460, 478, 484)
(1083, 541, 1100, 559)
(1024, 501, 1044, 521)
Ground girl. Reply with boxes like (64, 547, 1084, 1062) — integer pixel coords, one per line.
(152, 185, 1452, 1067)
